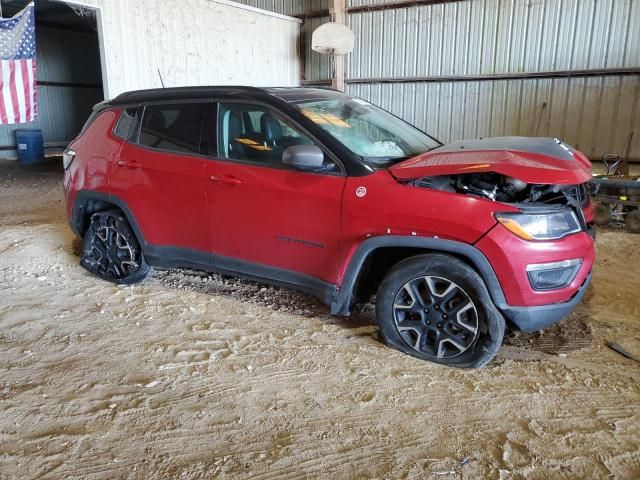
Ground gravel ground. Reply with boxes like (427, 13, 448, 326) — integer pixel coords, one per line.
(0, 159, 639, 479)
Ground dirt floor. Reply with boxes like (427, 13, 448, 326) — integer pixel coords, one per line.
(0, 159, 639, 479)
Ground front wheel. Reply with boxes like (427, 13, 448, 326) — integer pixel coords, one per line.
(376, 254, 505, 368)
(80, 210, 150, 284)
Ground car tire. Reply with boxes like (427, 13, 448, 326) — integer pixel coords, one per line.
(626, 209, 640, 234)
(376, 254, 505, 368)
(80, 210, 150, 284)
(594, 203, 611, 227)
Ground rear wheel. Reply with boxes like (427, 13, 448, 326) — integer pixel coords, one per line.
(626, 209, 640, 234)
(80, 211, 150, 284)
(376, 254, 504, 368)
(594, 203, 612, 227)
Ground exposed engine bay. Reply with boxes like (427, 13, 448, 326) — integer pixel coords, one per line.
(407, 173, 589, 208)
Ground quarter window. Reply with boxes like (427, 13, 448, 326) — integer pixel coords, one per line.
(114, 107, 139, 140)
(139, 103, 207, 154)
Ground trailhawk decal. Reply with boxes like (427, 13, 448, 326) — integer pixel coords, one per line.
(276, 235, 325, 249)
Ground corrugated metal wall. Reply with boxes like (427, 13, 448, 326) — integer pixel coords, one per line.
(347, 0, 639, 77)
(345, 0, 640, 161)
(234, 0, 326, 15)
(245, 0, 640, 162)
(0, 28, 103, 158)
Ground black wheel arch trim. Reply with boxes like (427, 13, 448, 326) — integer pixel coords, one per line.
(71, 190, 147, 247)
(330, 235, 509, 316)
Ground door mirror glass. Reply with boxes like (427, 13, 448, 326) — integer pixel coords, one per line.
(282, 145, 325, 171)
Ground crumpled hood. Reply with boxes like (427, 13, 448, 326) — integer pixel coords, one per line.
(389, 137, 592, 184)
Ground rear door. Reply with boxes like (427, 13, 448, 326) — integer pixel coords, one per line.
(109, 102, 212, 258)
(204, 102, 346, 284)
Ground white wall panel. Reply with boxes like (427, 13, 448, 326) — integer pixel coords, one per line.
(73, 0, 301, 98)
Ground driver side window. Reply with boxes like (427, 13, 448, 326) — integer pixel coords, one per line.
(217, 103, 338, 172)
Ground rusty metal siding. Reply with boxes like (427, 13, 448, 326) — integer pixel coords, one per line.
(342, 0, 640, 161)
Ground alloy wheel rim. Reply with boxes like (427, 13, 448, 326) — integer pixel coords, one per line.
(392, 275, 479, 359)
(89, 224, 139, 279)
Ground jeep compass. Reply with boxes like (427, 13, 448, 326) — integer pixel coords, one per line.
(63, 86, 595, 368)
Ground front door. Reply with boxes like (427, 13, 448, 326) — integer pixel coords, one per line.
(205, 103, 346, 284)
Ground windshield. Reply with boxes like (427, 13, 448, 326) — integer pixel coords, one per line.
(293, 96, 440, 168)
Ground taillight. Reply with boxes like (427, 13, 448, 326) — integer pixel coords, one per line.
(63, 149, 76, 170)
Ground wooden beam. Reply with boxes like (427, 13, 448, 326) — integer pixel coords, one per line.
(295, 0, 465, 19)
(329, 0, 347, 92)
(302, 67, 640, 86)
(347, 0, 465, 14)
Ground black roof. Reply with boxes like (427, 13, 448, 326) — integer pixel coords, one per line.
(109, 86, 343, 106)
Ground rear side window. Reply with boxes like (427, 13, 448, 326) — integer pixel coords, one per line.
(114, 108, 139, 140)
(138, 103, 206, 154)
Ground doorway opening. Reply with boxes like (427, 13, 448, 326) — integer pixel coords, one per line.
(0, 0, 105, 159)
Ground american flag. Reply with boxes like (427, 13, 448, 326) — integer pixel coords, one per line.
(0, 3, 36, 124)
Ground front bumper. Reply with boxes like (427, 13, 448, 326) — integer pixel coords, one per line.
(475, 225, 595, 306)
(499, 270, 592, 332)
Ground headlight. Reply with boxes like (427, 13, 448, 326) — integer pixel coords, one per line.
(496, 210, 582, 240)
(62, 149, 76, 170)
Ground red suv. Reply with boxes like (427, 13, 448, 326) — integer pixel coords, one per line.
(63, 87, 595, 368)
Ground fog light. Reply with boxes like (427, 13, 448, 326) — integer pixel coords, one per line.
(526, 259, 582, 291)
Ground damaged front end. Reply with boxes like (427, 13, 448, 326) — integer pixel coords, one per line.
(385, 137, 595, 331)
(390, 137, 595, 239)
(407, 172, 592, 236)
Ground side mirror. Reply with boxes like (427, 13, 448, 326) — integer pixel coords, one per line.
(282, 145, 325, 171)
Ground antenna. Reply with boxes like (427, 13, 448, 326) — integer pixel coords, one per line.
(157, 68, 165, 88)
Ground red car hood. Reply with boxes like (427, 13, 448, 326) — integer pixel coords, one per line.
(389, 137, 592, 184)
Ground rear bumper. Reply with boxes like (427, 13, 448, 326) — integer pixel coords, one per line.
(499, 270, 592, 332)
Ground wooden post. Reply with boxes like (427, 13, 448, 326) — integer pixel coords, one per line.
(329, 0, 347, 91)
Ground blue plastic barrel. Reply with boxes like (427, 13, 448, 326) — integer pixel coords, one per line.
(15, 129, 44, 165)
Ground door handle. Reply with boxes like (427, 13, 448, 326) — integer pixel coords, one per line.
(118, 160, 141, 169)
(209, 175, 242, 185)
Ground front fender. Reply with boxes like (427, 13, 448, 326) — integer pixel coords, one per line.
(331, 235, 507, 316)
